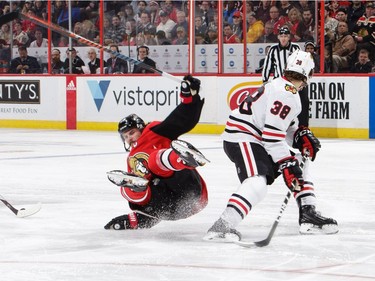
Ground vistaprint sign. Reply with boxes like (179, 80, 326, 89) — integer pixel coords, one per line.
(79, 77, 181, 122)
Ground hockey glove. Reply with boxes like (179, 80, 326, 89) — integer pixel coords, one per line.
(278, 156, 304, 191)
(293, 126, 321, 161)
(183, 75, 201, 95)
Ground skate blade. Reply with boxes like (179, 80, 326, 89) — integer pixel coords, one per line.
(299, 223, 339, 235)
(172, 140, 210, 166)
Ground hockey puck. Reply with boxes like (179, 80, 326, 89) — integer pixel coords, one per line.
(20, 208, 25, 210)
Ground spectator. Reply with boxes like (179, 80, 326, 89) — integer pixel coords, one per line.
(105, 15, 127, 45)
(223, 1, 237, 24)
(86, 48, 100, 74)
(156, 30, 171, 45)
(255, 0, 271, 24)
(295, 7, 315, 42)
(194, 15, 207, 38)
(286, 7, 302, 42)
(63, 48, 85, 74)
(34, 0, 47, 20)
(329, 0, 341, 19)
(57, 36, 69, 47)
(324, 5, 339, 42)
(119, 5, 135, 25)
(279, 0, 295, 17)
(232, 11, 243, 41)
(162, 0, 178, 23)
(138, 11, 154, 35)
(9, 45, 41, 74)
(195, 33, 208, 44)
(81, 19, 98, 41)
(170, 10, 188, 40)
(143, 25, 158, 45)
(105, 44, 128, 74)
(350, 48, 374, 73)
(206, 27, 218, 44)
(268, 5, 288, 35)
(352, 2, 375, 61)
(0, 23, 11, 45)
(256, 20, 277, 43)
(149, 0, 162, 26)
(120, 18, 137, 46)
(347, 0, 365, 27)
(330, 21, 357, 72)
(29, 28, 52, 48)
(173, 26, 188, 45)
(246, 12, 264, 43)
(13, 21, 29, 47)
(207, 13, 219, 34)
(223, 23, 241, 44)
(134, 1, 148, 24)
(50, 48, 64, 74)
(199, 1, 214, 27)
(133, 45, 156, 73)
(156, 10, 176, 40)
(304, 41, 320, 73)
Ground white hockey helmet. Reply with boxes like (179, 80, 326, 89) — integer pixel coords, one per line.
(285, 50, 315, 84)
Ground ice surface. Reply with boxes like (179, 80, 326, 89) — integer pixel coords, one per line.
(0, 129, 374, 281)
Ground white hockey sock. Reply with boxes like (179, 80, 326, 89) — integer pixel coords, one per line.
(221, 175, 267, 229)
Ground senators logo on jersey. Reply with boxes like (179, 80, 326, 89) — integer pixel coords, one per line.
(285, 84, 297, 94)
(128, 152, 150, 178)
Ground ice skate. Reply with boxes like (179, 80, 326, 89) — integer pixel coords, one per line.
(299, 205, 338, 234)
(203, 218, 242, 242)
(171, 139, 210, 167)
(107, 170, 148, 191)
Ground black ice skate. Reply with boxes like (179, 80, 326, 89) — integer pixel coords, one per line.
(106, 170, 149, 191)
(171, 139, 210, 167)
(299, 205, 338, 235)
(203, 218, 242, 242)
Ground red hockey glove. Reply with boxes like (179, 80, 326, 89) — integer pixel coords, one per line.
(293, 126, 321, 161)
(278, 156, 304, 191)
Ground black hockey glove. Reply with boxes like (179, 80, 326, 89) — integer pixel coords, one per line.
(293, 126, 321, 161)
(183, 75, 201, 95)
(278, 156, 304, 191)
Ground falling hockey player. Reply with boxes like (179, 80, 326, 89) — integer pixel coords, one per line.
(204, 50, 338, 242)
(105, 75, 209, 230)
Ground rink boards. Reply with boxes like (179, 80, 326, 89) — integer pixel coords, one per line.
(0, 75, 374, 139)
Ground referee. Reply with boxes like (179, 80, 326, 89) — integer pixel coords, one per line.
(262, 26, 310, 127)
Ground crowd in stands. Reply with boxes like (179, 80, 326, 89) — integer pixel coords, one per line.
(0, 0, 374, 73)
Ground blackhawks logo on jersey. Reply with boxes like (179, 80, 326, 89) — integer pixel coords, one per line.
(128, 152, 150, 178)
(285, 84, 297, 94)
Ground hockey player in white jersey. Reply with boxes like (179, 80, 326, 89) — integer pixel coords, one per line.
(204, 50, 338, 242)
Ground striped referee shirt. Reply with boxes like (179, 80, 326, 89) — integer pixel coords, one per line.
(262, 42, 300, 82)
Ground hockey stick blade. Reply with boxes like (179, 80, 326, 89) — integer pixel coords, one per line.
(16, 202, 42, 218)
(0, 198, 41, 218)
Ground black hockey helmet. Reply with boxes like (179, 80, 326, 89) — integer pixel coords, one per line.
(118, 114, 146, 134)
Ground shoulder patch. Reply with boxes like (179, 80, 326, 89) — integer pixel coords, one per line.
(285, 84, 297, 94)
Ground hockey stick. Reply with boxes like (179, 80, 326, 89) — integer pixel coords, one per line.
(0, 194, 42, 218)
(236, 154, 309, 248)
(6, 11, 181, 83)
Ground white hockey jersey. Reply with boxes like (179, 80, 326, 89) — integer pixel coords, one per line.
(222, 77, 301, 163)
